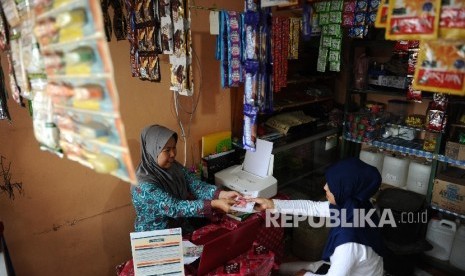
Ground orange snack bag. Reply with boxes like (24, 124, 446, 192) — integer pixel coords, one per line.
(386, 0, 441, 40)
(413, 40, 465, 95)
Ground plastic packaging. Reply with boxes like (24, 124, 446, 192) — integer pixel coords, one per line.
(450, 225, 465, 271)
(359, 148, 384, 174)
(425, 219, 456, 261)
(405, 161, 431, 195)
(381, 155, 409, 187)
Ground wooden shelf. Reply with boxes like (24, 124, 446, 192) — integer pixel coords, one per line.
(273, 96, 333, 112)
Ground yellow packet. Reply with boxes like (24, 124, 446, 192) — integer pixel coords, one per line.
(375, 0, 390, 28)
(59, 26, 84, 43)
(439, 0, 465, 39)
(385, 0, 441, 40)
(413, 40, 465, 95)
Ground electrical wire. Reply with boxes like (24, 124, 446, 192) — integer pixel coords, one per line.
(172, 41, 203, 166)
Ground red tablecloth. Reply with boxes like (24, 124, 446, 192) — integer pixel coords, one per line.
(117, 213, 284, 276)
(118, 193, 290, 276)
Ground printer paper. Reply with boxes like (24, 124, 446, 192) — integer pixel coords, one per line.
(243, 139, 273, 177)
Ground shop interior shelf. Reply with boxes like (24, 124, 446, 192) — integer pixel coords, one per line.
(385, 123, 426, 132)
(343, 136, 434, 159)
(436, 155, 465, 167)
(430, 205, 465, 219)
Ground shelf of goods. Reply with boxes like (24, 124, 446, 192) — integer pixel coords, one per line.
(342, 36, 465, 220)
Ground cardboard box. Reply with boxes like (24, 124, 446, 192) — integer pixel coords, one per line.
(432, 174, 465, 215)
(445, 141, 465, 161)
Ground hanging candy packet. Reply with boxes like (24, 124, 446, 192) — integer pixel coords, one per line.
(227, 11, 242, 87)
(413, 40, 465, 95)
(159, 0, 173, 54)
(425, 93, 448, 132)
(245, 61, 258, 105)
(439, 0, 465, 39)
(288, 17, 300, 60)
(385, 0, 441, 40)
(243, 103, 258, 151)
(271, 16, 287, 93)
(244, 11, 259, 61)
(301, 3, 312, 40)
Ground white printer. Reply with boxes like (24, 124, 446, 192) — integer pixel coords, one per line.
(214, 139, 277, 198)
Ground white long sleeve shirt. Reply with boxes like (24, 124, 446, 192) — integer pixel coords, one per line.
(273, 200, 384, 276)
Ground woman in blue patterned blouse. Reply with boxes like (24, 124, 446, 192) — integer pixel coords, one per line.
(131, 124, 240, 233)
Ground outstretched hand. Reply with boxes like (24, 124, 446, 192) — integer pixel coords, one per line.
(250, 197, 274, 211)
(211, 198, 236, 213)
(219, 190, 241, 200)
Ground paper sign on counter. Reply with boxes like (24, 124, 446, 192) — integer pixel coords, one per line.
(130, 228, 184, 276)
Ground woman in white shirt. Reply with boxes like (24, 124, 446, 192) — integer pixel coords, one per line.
(253, 157, 385, 276)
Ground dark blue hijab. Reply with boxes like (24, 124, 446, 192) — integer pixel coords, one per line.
(321, 157, 385, 261)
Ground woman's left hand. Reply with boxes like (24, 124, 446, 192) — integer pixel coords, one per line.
(219, 190, 241, 200)
(295, 269, 308, 276)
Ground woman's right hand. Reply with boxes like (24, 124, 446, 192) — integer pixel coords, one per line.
(251, 198, 274, 211)
(211, 198, 236, 213)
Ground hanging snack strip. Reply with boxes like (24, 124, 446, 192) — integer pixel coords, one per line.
(258, 8, 272, 113)
(100, 0, 128, 42)
(276, 16, 289, 92)
(316, 1, 343, 72)
(125, 0, 161, 81)
(288, 17, 300, 60)
(406, 40, 421, 103)
(125, 0, 139, 77)
(217, 10, 229, 88)
(423, 93, 448, 152)
(243, 11, 259, 102)
(413, 39, 465, 96)
(243, 0, 259, 150)
(301, 2, 313, 41)
(342, 0, 355, 28)
(217, 10, 243, 89)
(244, 60, 258, 105)
(112, 0, 128, 41)
(169, 0, 193, 96)
(243, 103, 258, 151)
(34, 0, 136, 184)
(385, 0, 441, 40)
(228, 11, 242, 87)
(272, 16, 283, 93)
(159, 0, 173, 54)
(347, 0, 378, 39)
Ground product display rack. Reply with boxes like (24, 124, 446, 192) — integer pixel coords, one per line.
(341, 38, 465, 220)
